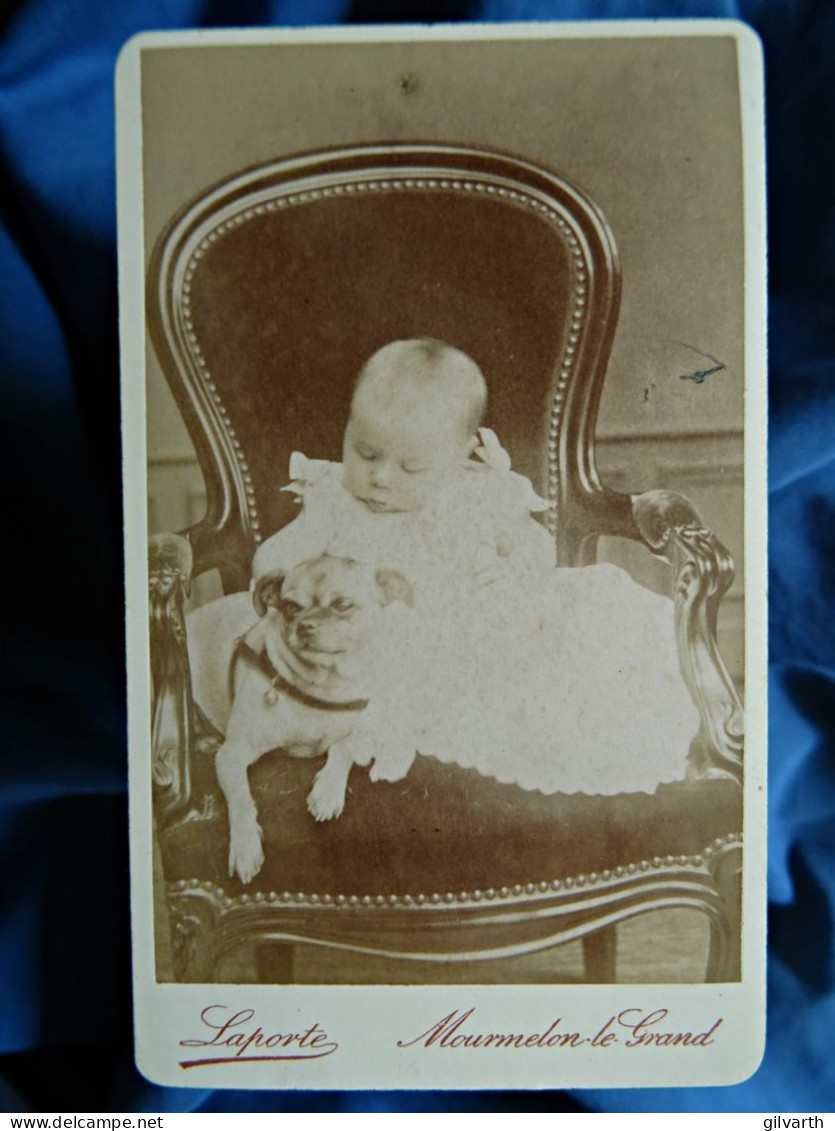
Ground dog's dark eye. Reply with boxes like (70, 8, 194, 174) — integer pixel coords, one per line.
(330, 598, 355, 614)
(280, 599, 303, 619)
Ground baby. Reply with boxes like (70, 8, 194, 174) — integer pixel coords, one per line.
(253, 339, 701, 798)
(343, 338, 483, 516)
(253, 339, 555, 603)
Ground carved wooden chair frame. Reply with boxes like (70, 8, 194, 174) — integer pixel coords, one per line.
(147, 144, 744, 984)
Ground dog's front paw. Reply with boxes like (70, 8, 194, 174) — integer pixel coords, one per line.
(306, 770, 346, 822)
(228, 819, 264, 884)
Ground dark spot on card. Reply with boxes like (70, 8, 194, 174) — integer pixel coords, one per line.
(679, 363, 726, 385)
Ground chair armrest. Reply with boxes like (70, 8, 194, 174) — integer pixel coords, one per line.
(632, 490, 744, 785)
(149, 533, 221, 828)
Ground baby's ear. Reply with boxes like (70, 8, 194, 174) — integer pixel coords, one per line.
(253, 570, 286, 617)
(375, 569, 414, 608)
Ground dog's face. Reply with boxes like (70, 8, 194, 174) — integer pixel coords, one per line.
(254, 556, 413, 665)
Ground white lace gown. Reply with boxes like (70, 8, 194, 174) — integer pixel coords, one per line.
(251, 441, 700, 796)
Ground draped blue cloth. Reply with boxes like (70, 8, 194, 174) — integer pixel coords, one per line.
(1, 0, 832, 1113)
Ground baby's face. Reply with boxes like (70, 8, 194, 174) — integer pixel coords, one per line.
(343, 403, 469, 514)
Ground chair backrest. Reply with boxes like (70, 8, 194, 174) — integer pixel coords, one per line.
(147, 144, 631, 590)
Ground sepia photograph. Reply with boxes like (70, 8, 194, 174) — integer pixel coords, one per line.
(141, 29, 748, 990)
(119, 22, 765, 1088)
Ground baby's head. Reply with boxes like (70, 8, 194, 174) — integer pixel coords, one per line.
(343, 339, 487, 514)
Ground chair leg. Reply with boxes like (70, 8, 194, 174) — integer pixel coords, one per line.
(706, 842, 743, 982)
(256, 942, 296, 983)
(169, 896, 218, 983)
(582, 926, 617, 982)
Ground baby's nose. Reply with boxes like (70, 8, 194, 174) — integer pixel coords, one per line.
(369, 461, 394, 488)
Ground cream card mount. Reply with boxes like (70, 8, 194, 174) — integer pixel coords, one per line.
(117, 21, 766, 1090)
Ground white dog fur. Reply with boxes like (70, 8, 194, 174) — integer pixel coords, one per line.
(187, 555, 417, 884)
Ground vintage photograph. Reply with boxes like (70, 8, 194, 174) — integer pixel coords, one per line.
(138, 28, 750, 993)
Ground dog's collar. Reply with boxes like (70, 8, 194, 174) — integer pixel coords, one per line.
(233, 639, 370, 712)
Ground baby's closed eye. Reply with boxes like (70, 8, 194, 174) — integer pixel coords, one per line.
(354, 444, 378, 462)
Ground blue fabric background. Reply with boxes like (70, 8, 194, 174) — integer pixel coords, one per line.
(1, 0, 832, 1114)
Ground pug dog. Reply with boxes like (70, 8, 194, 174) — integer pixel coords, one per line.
(208, 555, 415, 885)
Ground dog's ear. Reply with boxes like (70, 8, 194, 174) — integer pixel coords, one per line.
(375, 569, 414, 608)
(253, 570, 286, 617)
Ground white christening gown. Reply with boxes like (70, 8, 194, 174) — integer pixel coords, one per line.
(251, 436, 700, 795)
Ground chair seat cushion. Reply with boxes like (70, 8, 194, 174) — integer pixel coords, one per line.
(159, 750, 742, 899)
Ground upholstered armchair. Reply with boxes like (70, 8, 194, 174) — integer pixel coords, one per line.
(146, 144, 744, 985)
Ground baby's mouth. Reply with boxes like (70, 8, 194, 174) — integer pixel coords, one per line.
(361, 496, 405, 514)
